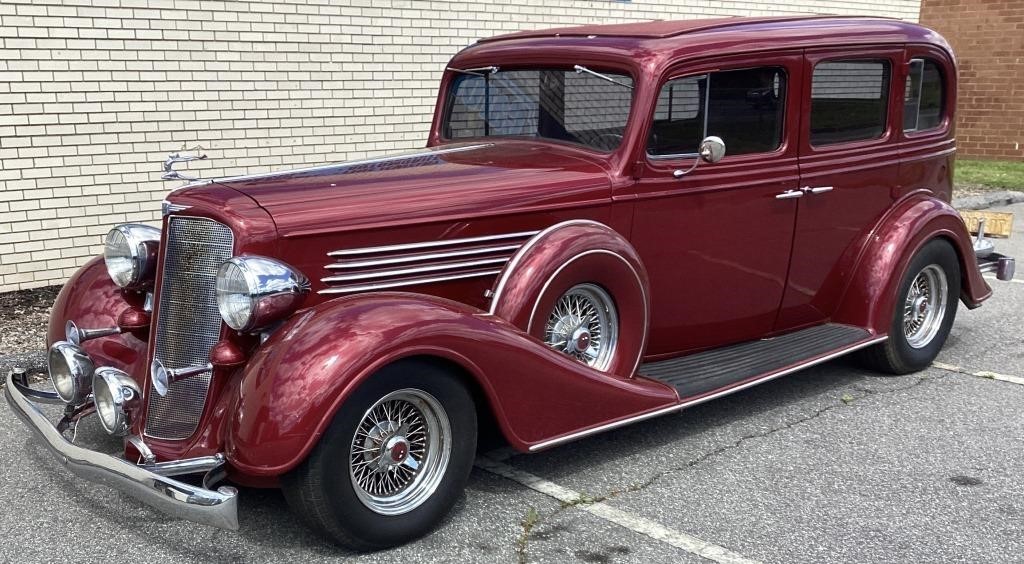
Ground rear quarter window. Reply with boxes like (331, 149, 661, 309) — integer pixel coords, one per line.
(904, 59, 945, 132)
(810, 60, 891, 146)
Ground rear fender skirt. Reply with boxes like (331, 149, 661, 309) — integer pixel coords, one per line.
(226, 293, 676, 477)
(488, 220, 651, 378)
(833, 194, 991, 332)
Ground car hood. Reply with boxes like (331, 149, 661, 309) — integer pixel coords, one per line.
(206, 141, 612, 237)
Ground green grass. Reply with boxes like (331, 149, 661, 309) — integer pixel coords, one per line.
(955, 159, 1024, 191)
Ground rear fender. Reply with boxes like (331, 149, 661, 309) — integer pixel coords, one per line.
(833, 194, 991, 333)
(226, 293, 676, 477)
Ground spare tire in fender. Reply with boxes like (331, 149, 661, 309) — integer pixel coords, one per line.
(488, 220, 650, 378)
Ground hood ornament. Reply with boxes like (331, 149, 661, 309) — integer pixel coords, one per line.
(162, 148, 207, 183)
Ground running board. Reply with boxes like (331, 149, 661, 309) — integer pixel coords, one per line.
(641, 323, 878, 400)
(527, 325, 885, 452)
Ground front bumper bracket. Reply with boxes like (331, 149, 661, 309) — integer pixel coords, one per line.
(4, 371, 239, 531)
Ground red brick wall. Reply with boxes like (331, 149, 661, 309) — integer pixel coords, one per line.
(921, 0, 1024, 161)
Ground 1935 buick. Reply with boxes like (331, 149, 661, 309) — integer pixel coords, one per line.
(5, 16, 1016, 549)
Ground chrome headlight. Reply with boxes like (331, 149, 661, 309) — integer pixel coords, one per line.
(103, 224, 161, 289)
(215, 256, 309, 332)
(47, 341, 95, 405)
(92, 367, 141, 436)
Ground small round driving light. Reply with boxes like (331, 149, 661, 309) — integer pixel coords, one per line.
(103, 224, 160, 289)
(216, 256, 309, 332)
(47, 341, 95, 405)
(92, 367, 141, 436)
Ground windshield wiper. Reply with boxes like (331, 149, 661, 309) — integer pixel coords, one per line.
(446, 66, 500, 136)
(446, 65, 500, 77)
(574, 65, 634, 90)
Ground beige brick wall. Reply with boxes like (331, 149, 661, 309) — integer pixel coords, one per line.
(0, 0, 920, 292)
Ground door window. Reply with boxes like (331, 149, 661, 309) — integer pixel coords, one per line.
(903, 59, 944, 132)
(647, 67, 786, 157)
(809, 60, 891, 146)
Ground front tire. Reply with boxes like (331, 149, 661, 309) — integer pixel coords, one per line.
(857, 238, 960, 374)
(282, 360, 477, 550)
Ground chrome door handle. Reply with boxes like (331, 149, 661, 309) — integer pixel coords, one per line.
(775, 189, 804, 200)
(802, 186, 834, 194)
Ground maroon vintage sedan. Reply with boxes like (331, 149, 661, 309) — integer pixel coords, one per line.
(6, 16, 1016, 549)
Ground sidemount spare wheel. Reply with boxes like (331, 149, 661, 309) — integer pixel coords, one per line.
(489, 220, 650, 378)
(282, 359, 477, 550)
(857, 238, 961, 374)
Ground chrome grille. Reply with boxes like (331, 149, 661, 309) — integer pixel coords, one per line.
(145, 216, 234, 439)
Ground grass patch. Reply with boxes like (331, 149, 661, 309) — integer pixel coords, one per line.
(955, 159, 1024, 191)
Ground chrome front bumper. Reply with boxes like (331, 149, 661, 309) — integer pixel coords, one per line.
(4, 371, 239, 530)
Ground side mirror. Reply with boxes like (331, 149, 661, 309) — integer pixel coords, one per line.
(698, 136, 726, 163)
(673, 136, 727, 179)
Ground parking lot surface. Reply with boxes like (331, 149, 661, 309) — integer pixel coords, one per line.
(1, 202, 1021, 563)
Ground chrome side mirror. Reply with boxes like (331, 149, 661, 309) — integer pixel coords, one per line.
(673, 136, 727, 179)
(698, 136, 726, 163)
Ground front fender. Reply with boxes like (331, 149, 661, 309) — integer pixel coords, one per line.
(833, 194, 991, 333)
(226, 293, 677, 477)
(47, 256, 149, 376)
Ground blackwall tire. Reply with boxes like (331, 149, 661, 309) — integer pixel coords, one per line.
(857, 238, 960, 375)
(281, 360, 477, 550)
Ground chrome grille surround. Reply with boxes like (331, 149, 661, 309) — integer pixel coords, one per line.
(145, 216, 234, 440)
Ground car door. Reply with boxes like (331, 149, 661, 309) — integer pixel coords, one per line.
(775, 47, 903, 331)
(626, 52, 804, 357)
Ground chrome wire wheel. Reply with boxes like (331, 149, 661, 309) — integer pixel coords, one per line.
(903, 264, 948, 349)
(544, 283, 618, 371)
(349, 389, 451, 516)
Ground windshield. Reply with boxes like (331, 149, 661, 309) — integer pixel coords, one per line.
(442, 68, 634, 152)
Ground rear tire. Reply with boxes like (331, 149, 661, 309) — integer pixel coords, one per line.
(857, 238, 960, 374)
(282, 359, 477, 550)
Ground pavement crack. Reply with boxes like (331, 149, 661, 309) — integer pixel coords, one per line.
(593, 373, 947, 503)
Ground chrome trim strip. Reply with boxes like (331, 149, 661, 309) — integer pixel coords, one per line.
(329, 231, 538, 257)
(4, 373, 239, 530)
(205, 143, 493, 185)
(527, 335, 888, 452)
(327, 244, 522, 269)
(323, 257, 510, 283)
(318, 269, 503, 295)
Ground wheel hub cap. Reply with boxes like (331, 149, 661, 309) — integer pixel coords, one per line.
(349, 389, 452, 516)
(385, 436, 410, 465)
(903, 264, 948, 349)
(570, 327, 591, 354)
(543, 283, 619, 371)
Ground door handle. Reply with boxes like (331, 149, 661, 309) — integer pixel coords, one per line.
(775, 189, 804, 200)
(802, 186, 834, 194)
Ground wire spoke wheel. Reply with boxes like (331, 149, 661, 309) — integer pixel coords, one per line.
(543, 283, 618, 370)
(902, 264, 948, 349)
(349, 389, 451, 516)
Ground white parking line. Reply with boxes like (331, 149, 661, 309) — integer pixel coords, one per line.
(932, 361, 1024, 385)
(476, 456, 760, 564)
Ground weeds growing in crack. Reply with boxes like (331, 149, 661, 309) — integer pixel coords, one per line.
(515, 507, 541, 564)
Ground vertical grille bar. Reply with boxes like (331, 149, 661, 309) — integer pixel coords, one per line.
(145, 217, 234, 440)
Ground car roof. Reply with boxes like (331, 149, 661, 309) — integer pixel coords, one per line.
(476, 15, 848, 42)
(452, 16, 951, 73)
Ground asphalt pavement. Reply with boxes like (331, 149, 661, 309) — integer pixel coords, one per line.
(0, 203, 1021, 563)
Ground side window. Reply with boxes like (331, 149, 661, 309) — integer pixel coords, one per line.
(810, 60, 891, 146)
(648, 67, 786, 157)
(904, 59, 944, 132)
